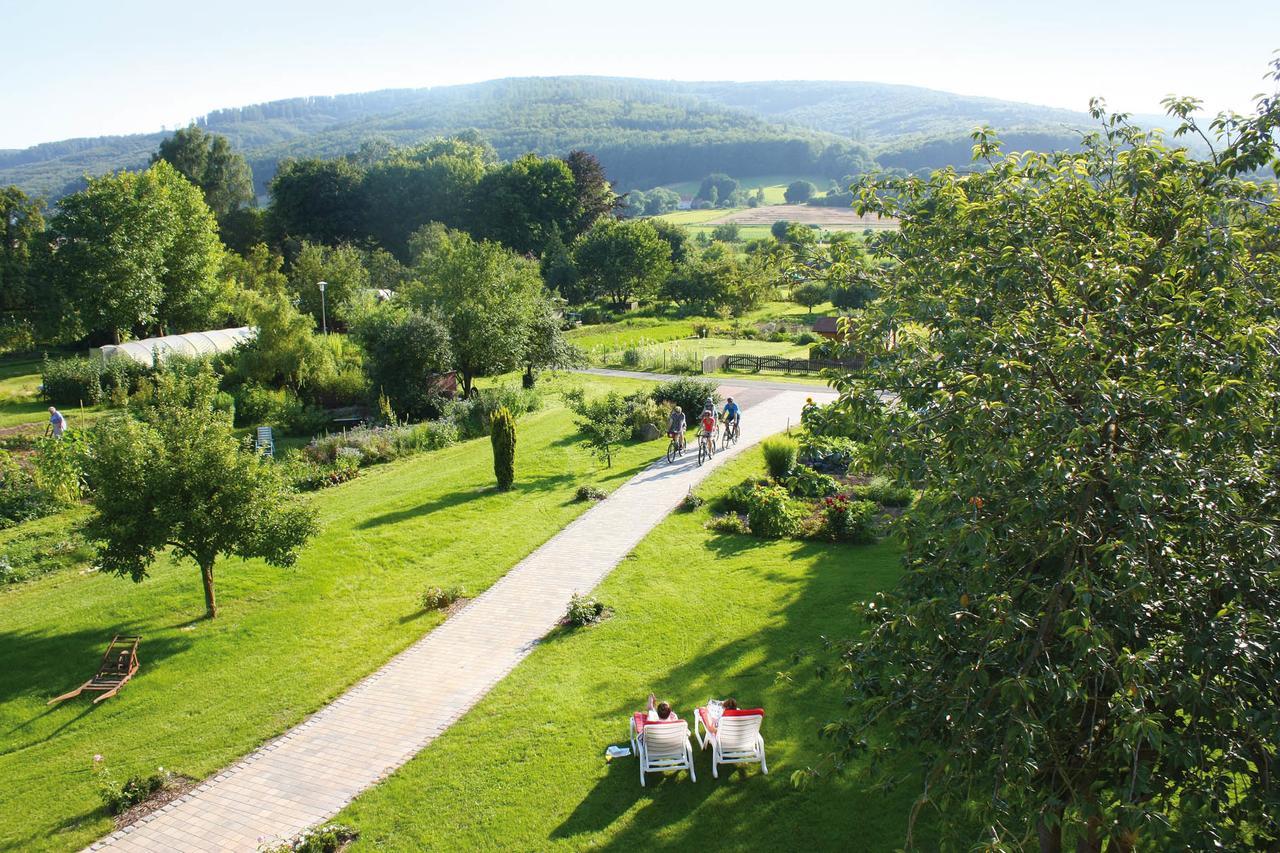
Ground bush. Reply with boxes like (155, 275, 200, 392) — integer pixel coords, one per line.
(304, 426, 397, 465)
(716, 477, 771, 513)
(707, 513, 750, 534)
(680, 490, 705, 511)
(650, 377, 719, 421)
(761, 436, 799, 479)
(628, 396, 669, 440)
(392, 419, 459, 454)
(795, 331, 818, 345)
(33, 433, 89, 504)
(744, 484, 801, 538)
(821, 495, 878, 543)
(41, 356, 104, 405)
(783, 466, 840, 498)
(850, 475, 915, 508)
(575, 484, 606, 502)
(261, 823, 359, 853)
(490, 406, 516, 491)
(445, 385, 541, 439)
(420, 585, 465, 610)
(0, 451, 58, 528)
(565, 592, 606, 626)
(95, 762, 173, 816)
(622, 347, 643, 367)
(799, 435, 858, 474)
(303, 367, 368, 409)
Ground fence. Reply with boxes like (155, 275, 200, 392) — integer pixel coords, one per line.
(711, 354, 861, 374)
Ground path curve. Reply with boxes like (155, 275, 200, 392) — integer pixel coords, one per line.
(91, 386, 829, 852)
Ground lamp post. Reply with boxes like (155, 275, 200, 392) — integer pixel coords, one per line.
(317, 281, 328, 335)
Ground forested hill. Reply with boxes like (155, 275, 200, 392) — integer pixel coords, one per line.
(1, 76, 1101, 199)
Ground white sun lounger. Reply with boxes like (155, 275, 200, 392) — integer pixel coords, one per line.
(630, 712, 696, 786)
(694, 707, 768, 777)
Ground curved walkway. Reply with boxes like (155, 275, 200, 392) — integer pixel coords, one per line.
(92, 386, 829, 852)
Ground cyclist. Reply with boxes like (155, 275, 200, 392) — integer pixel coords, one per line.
(698, 406, 718, 454)
(667, 405, 687, 451)
(722, 396, 741, 438)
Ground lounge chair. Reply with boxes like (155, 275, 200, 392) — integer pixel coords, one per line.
(48, 635, 141, 705)
(694, 707, 767, 777)
(630, 712, 696, 786)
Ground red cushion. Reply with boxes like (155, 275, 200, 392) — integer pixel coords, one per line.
(723, 708, 765, 718)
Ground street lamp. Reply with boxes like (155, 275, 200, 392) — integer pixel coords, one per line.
(317, 281, 328, 335)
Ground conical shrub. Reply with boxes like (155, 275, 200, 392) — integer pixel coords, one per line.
(490, 405, 516, 491)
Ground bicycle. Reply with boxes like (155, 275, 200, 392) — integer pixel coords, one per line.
(697, 429, 716, 466)
(665, 431, 686, 464)
(720, 417, 740, 448)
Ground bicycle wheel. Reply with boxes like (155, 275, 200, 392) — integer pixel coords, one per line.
(666, 439, 677, 464)
(698, 439, 708, 466)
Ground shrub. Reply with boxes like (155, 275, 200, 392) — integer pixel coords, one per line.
(564, 389, 631, 468)
(707, 513, 750, 534)
(33, 433, 89, 504)
(800, 398, 864, 440)
(715, 477, 771, 513)
(622, 347, 643, 367)
(420, 585, 465, 610)
(575, 484, 606, 502)
(650, 377, 719, 421)
(303, 367, 368, 409)
(261, 823, 359, 853)
(94, 761, 173, 815)
(795, 331, 818, 345)
(41, 356, 104, 405)
(565, 592, 606, 626)
(628, 396, 668, 440)
(744, 484, 801, 538)
(761, 436, 799, 479)
(783, 466, 840, 498)
(392, 419, 458, 454)
(799, 435, 858, 474)
(822, 495, 878, 543)
(850, 475, 915, 508)
(304, 426, 397, 465)
(680, 490, 705, 511)
(445, 385, 541, 439)
(490, 406, 516, 491)
(0, 450, 58, 528)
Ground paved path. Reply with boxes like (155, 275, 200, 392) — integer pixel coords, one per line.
(92, 387, 829, 852)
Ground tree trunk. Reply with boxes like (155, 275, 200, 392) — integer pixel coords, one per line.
(200, 559, 217, 619)
(523, 364, 535, 388)
(1037, 805, 1064, 853)
(1075, 814, 1102, 853)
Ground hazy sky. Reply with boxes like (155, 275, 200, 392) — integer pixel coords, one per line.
(3, 0, 1277, 149)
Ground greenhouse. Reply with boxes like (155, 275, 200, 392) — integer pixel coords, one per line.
(97, 327, 256, 366)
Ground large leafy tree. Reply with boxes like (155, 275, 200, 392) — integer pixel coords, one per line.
(471, 154, 581, 255)
(351, 304, 452, 420)
(86, 372, 316, 619)
(152, 161, 229, 333)
(153, 124, 255, 218)
(815, 71, 1280, 852)
(563, 150, 619, 237)
(268, 157, 366, 248)
(287, 241, 369, 329)
(572, 218, 673, 305)
(408, 230, 542, 396)
(0, 186, 46, 316)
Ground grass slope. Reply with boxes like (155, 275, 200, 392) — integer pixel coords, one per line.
(336, 450, 927, 851)
(0, 377, 658, 851)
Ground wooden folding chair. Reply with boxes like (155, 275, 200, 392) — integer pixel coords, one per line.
(48, 635, 141, 705)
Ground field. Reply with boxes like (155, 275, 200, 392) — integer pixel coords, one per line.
(335, 450, 927, 850)
(0, 375, 663, 852)
(706, 204, 897, 230)
(659, 174, 834, 205)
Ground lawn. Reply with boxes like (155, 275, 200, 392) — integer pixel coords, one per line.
(0, 356, 110, 432)
(0, 375, 664, 852)
(589, 337, 812, 374)
(335, 449, 928, 850)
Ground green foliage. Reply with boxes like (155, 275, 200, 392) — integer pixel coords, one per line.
(94, 761, 173, 816)
(819, 495, 877, 543)
(710, 222, 741, 242)
(626, 396, 669, 440)
(287, 242, 369, 329)
(649, 377, 719, 421)
(351, 305, 452, 421)
(565, 592, 606, 627)
(260, 823, 359, 853)
(32, 433, 88, 504)
(84, 372, 317, 618)
(714, 477, 771, 514)
(572, 218, 673, 306)
(490, 406, 516, 491)
(563, 388, 631, 468)
(472, 154, 583, 255)
(574, 484, 606, 502)
(784, 180, 817, 203)
(790, 281, 829, 314)
(0, 187, 46, 323)
(822, 73, 1280, 850)
(743, 484, 800, 539)
(798, 435, 858, 475)
(419, 585, 466, 611)
(153, 124, 255, 218)
(761, 436, 798, 479)
(0, 450, 59, 529)
(679, 490, 705, 511)
(231, 284, 331, 390)
(848, 475, 914, 508)
(706, 512, 750, 535)
(782, 466, 839, 499)
(443, 384, 541, 439)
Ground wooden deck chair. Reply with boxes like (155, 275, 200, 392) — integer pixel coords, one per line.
(48, 635, 141, 705)
(255, 425, 275, 458)
(694, 707, 767, 777)
(629, 713, 696, 786)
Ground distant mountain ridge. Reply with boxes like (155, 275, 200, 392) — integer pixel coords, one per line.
(1, 76, 1102, 200)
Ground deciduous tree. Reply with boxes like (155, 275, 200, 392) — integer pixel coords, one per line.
(572, 218, 672, 306)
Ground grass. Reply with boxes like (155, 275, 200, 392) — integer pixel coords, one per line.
(591, 337, 813, 374)
(0, 374, 665, 852)
(0, 356, 110, 432)
(335, 449, 927, 850)
(659, 174, 833, 205)
(567, 318, 704, 349)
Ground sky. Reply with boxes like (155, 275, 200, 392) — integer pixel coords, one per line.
(2, 0, 1277, 149)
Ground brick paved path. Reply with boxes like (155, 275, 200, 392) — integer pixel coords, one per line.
(92, 387, 826, 852)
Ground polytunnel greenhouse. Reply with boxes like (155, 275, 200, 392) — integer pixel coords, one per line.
(98, 327, 256, 366)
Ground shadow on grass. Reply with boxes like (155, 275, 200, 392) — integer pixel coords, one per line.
(357, 472, 589, 529)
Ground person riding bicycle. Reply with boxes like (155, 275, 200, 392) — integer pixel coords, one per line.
(667, 406, 687, 450)
(699, 407, 717, 449)
(722, 397, 741, 432)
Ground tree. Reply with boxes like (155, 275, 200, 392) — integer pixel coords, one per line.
(150, 160, 227, 333)
(572, 219, 672, 306)
(539, 229, 582, 302)
(85, 372, 316, 619)
(813, 73, 1280, 852)
(350, 305, 452, 420)
(648, 217, 690, 265)
(233, 282, 330, 389)
(784, 180, 816, 203)
(563, 150, 619, 237)
(564, 389, 629, 468)
(153, 125, 255, 218)
(770, 219, 790, 240)
(710, 222, 741, 243)
(490, 406, 516, 490)
(268, 157, 366, 248)
(287, 241, 369, 329)
(642, 187, 681, 216)
(0, 186, 46, 317)
(408, 230, 542, 396)
(472, 154, 580, 255)
(522, 297, 580, 387)
(697, 173, 738, 205)
(790, 281, 828, 315)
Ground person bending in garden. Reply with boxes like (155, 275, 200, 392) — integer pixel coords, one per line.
(667, 406, 686, 450)
(47, 406, 67, 439)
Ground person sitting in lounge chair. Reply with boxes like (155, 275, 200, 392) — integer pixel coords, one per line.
(702, 697, 737, 734)
(646, 692, 679, 721)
